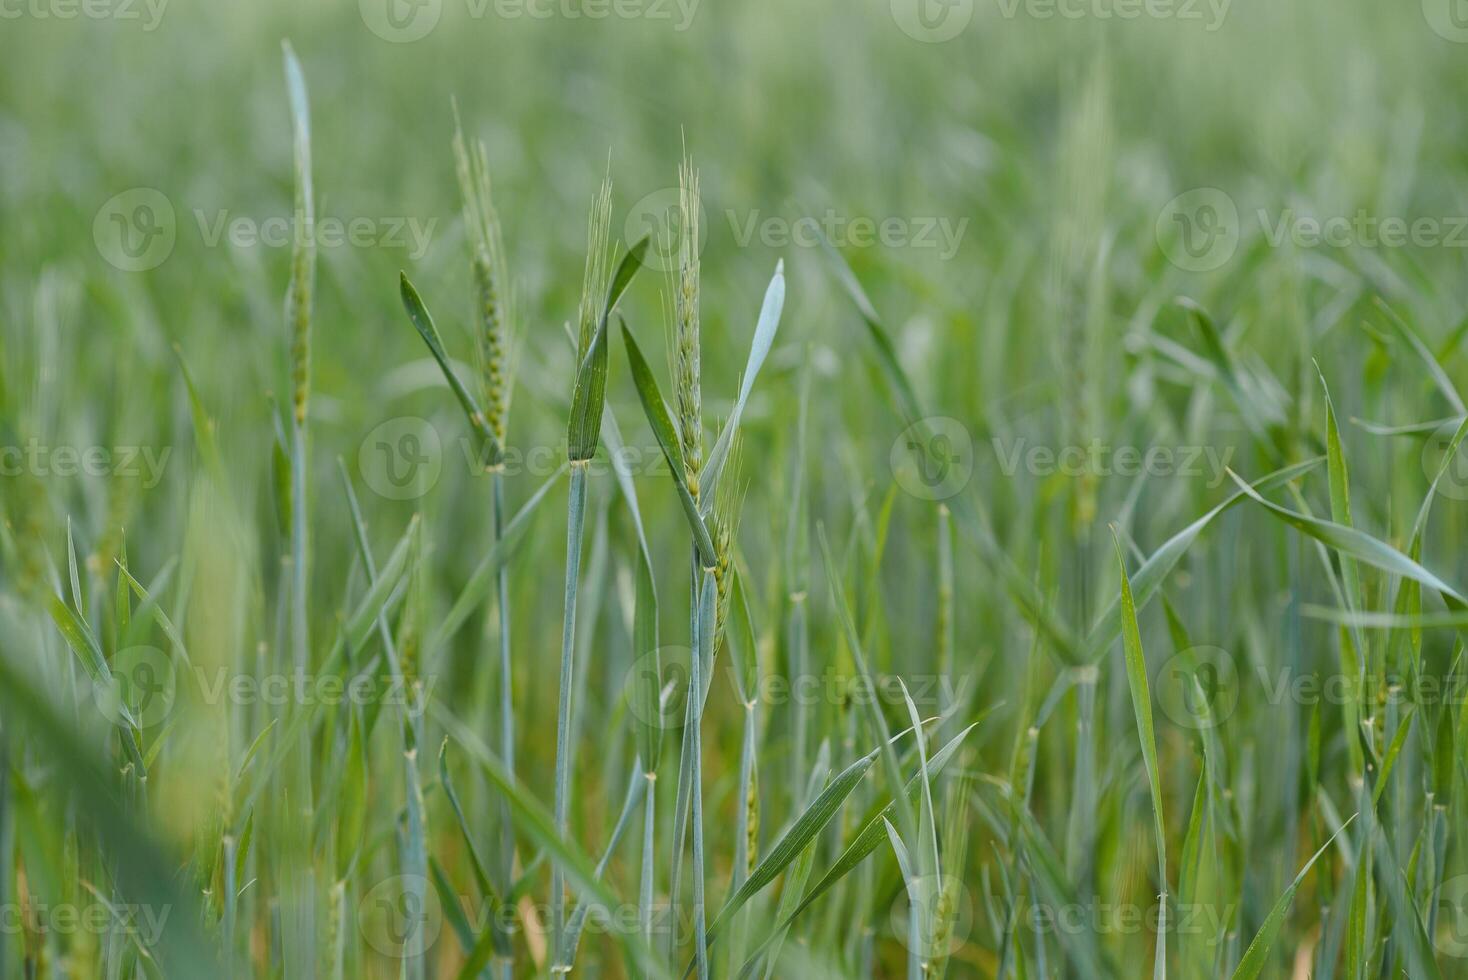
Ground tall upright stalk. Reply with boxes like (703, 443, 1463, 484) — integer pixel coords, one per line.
(552, 177, 648, 971)
(280, 41, 316, 980)
(452, 109, 518, 977)
(551, 461, 589, 970)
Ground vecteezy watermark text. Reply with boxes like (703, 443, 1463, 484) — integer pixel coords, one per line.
(0, 0, 167, 30)
(890, 0, 1229, 43)
(93, 187, 438, 272)
(0, 440, 170, 488)
(359, 0, 700, 43)
(992, 437, 1235, 488)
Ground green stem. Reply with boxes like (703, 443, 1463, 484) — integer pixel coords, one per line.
(492, 468, 516, 979)
(551, 462, 589, 971)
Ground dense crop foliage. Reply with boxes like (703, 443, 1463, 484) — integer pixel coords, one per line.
(4, 1, 1468, 976)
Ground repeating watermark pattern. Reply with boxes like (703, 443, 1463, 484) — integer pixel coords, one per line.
(93, 652, 433, 730)
(891, 417, 976, 501)
(625, 189, 969, 268)
(0, 0, 168, 30)
(1022, 898, 1235, 940)
(726, 210, 968, 260)
(622, 649, 971, 732)
(993, 437, 1235, 488)
(1154, 646, 1239, 730)
(1159, 188, 1468, 272)
(1156, 188, 1240, 273)
(624, 186, 707, 274)
(94, 646, 177, 728)
(360, 417, 444, 501)
(0, 440, 171, 487)
(358, 877, 723, 960)
(1436, 875, 1468, 958)
(357, 416, 678, 500)
(1422, 417, 1468, 501)
(94, 188, 176, 272)
(891, 0, 975, 42)
(359, 0, 699, 43)
(94, 190, 437, 272)
(1422, 0, 1468, 42)
(991, 0, 1230, 29)
(1, 901, 172, 945)
(889, 874, 975, 960)
(892, 0, 1228, 42)
(193, 210, 436, 259)
(359, 875, 443, 959)
(1155, 644, 1468, 730)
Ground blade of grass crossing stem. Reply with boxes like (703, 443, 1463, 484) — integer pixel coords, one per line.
(398, 271, 499, 457)
(898, 681, 940, 975)
(550, 229, 652, 967)
(621, 322, 717, 564)
(1230, 816, 1356, 980)
(1315, 365, 1368, 671)
(433, 715, 672, 979)
(1374, 297, 1466, 414)
(1225, 469, 1467, 605)
(883, 818, 922, 979)
(603, 405, 662, 945)
(47, 594, 147, 773)
(603, 406, 662, 775)
(563, 765, 648, 966)
(437, 742, 509, 967)
(686, 746, 879, 974)
(731, 723, 980, 977)
(1080, 458, 1323, 663)
(429, 465, 564, 652)
(568, 236, 647, 461)
(1113, 530, 1168, 980)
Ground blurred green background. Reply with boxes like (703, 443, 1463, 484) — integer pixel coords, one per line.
(7, 0, 1468, 975)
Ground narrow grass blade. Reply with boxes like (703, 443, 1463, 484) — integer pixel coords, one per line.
(399, 271, 499, 458)
(433, 715, 672, 979)
(1113, 530, 1168, 980)
(621, 320, 716, 564)
(1226, 468, 1466, 604)
(1229, 815, 1355, 980)
(701, 260, 785, 508)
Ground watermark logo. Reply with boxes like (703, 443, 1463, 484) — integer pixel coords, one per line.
(1422, 0, 1468, 42)
(94, 188, 176, 272)
(1434, 875, 1468, 957)
(93, 646, 176, 729)
(625, 186, 707, 274)
(891, 0, 974, 42)
(1156, 188, 1239, 272)
(1155, 646, 1239, 730)
(359, 875, 443, 959)
(623, 645, 693, 732)
(889, 873, 975, 961)
(360, 0, 442, 41)
(359, 417, 444, 501)
(1422, 418, 1468, 502)
(891, 416, 975, 501)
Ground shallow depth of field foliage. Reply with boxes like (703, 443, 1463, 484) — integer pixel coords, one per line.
(6, 0, 1468, 976)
